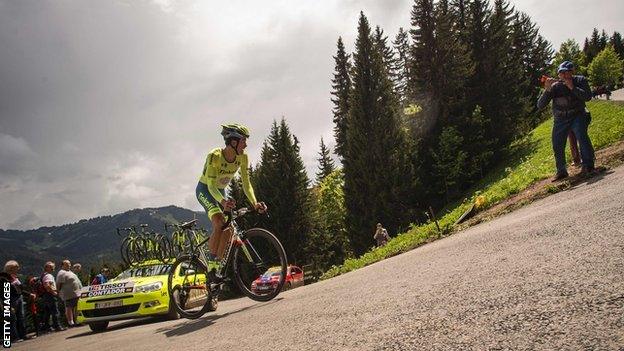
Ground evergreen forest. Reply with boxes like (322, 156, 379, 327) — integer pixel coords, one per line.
(228, 1, 624, 275)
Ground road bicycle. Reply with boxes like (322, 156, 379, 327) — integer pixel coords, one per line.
(167, 207, 288, 319)
(117, 224, 172, 266)
(165, 220, 209, 259)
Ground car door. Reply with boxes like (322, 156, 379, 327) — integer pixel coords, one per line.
(291, 266, 304, 288)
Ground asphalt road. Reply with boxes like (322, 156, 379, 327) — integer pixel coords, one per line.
(15, 165, 624, 351)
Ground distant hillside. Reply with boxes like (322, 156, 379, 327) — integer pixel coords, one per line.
(0, 205, 212, 275)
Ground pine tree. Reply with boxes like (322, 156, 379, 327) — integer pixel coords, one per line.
(331, 37, 352, 161)
(524, 30, 553, 127)
(343, 12, 410, 256)
(508, 10, 550, 133)
(307, 170, 351, 272)
(464, 105, 495, 180)
(610, 31, 624, 60)
(433, 0, 473, 127)
(450, 0, 468, 31)
(408, 0, 442, 142)
(254, 119, 313, 264)
(373, 26, 397, 79)
(465, 0, 490, 122)
(599, 30, 609, 50)
(584, 28, 602, 62)
(485, 0, 523, 146)
(315, 137, 336, 184)
(409, 0, 437, 100)
(583, 38, 590, 60)
(393, 27, 411, 105)
(431, 126, 467, 203)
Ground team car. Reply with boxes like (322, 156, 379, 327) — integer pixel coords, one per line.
(251, 265, 304, 294)
(76, 260, 213, 332)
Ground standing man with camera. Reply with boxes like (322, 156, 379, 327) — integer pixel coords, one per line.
(538, 61, 596, 181)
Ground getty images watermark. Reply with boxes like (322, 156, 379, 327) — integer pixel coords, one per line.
(2, 281, 10, 348)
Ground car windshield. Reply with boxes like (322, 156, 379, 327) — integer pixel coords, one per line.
(262, 270, 281, 278)
(116, 264, 172, 279)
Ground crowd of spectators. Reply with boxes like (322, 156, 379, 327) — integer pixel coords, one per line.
(1, 259, 110, 344)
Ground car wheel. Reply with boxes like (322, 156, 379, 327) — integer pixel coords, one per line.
(206, 290, 218, 312)
(88, 321, 109, 332)
(166, 291, 181, 320)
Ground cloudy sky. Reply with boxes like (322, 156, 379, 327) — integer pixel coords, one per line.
(0, 0, 622, 230)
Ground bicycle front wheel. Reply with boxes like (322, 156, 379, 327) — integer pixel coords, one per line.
(167, 255, 216, 319)
(232, 228, 288, 302)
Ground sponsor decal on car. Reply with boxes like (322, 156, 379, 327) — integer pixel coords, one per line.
(81, 281, 135, 298)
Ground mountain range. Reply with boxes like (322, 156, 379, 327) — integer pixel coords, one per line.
(0, 205, 212, 275)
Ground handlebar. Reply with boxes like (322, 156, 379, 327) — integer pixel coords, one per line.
(164, 218, 198, 232)
(221, 207, 267, 230)
(116, 224, 152, 237)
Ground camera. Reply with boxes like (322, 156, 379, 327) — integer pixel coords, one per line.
(539, 74, 563, 87)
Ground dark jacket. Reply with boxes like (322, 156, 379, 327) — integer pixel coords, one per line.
(537, 75, 592, 118)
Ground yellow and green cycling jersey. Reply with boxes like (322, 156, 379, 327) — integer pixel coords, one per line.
(198, 147, 257, 206)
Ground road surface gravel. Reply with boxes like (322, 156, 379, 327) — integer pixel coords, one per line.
(15, 165, 624, 350)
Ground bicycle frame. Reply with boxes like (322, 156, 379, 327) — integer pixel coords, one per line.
(186, 212, 257, 279)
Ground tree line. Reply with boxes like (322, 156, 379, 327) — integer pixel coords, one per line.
(331, 0, 553, 258)
(229, 1, 621, 274)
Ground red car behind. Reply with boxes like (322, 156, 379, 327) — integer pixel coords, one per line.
(251, 265, 304, 294)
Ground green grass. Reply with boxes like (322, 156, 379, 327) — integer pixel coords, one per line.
(321, 100, 624, 280)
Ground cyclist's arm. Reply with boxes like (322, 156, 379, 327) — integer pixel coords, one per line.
(240, 155, 258, 205)
(203, 152, 226, 204)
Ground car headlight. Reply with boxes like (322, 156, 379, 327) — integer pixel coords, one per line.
(134, 281, 163, 293)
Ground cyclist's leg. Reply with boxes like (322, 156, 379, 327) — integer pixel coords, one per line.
(216, 225, 233, 260)
(196, 182, 225, 258)
(210, 213, 226, 259)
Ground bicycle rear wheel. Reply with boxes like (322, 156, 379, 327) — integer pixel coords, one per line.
(120, 237, 132, 266)
(232, 228, 288, 302)
(157, 235, 173, 263)
(167, 255, 216, 319)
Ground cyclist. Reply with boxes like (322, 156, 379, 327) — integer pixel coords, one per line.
(196, 124, 267, 262)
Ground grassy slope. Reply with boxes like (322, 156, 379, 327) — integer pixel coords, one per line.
(321, 100, 624, 280)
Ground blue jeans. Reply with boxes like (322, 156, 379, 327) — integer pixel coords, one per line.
(552, 113, 594, 175)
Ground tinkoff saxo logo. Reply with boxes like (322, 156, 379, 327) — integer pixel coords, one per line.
(3, 281, 10, 348)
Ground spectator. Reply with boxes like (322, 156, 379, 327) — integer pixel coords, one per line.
(373, 223, 390, 247)
(537, 61, 596, 181)
(56, 260, 82, 327)
(2, 260, 36, 342)
(23, 276, 40, 337)
(71, 263, 84, 326)
(40, 261, 65, 332)
(91, 267, 110, 285)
